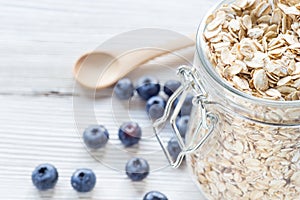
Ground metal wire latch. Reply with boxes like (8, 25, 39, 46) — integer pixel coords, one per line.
(153, 65, 218, 168)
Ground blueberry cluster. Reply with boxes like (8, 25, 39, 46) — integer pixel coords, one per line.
(83, 125, 149, 183)
(32, 124, 155, 194)
(114, 76, 183, 120)
(31, 76, 191, 199)
(82, 122, 150, 182)
(114, 76, 192, 161)
(31, 164, 96, 192)
(31, 163, 167, 199)
(114, 76, 193, 120)
(82, 122, 149, 182)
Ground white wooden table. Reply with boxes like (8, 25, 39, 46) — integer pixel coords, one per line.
(0, 0, 219, 199)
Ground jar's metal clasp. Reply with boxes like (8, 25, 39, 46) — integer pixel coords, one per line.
(153, 65, 218, 168)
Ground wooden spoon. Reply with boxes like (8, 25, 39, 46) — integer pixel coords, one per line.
(73, 35, 195, 89)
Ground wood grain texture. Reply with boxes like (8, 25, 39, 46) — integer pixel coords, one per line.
(0, 0, 219, 199)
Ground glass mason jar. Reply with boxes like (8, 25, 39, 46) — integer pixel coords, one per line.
(153, 0, 300, 199)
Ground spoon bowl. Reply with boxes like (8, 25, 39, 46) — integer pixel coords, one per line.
(73, 51, 118, 89)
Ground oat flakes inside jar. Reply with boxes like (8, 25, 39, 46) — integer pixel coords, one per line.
(153, 0, 300, 199)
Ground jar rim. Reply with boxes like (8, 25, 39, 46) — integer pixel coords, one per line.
(195, 0, 300, 107)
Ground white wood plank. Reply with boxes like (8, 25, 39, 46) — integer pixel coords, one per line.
(0, 0, 218, 93)
(0, 94, 206, 199)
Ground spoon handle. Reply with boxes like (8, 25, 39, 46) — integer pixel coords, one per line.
(115, 34, 195, 75)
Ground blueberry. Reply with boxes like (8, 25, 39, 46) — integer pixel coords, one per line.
(146, 96, 166, 113)
(31, 163, 58, 190)
(146, 96, 166, 120)
(163, 80, 181, 97)
(118, 122, 142, 147)
(174, 94, 193, 116)
(148, 104, 165, 120)
(125, 157, 149, 181)
(113, 78, 134, 100)
(176, 115, 190, 138)
(83, 125, 109, 149)
(136, 76, 160, 100)
(167, 137, 181, 160)
(71, 168, 96, 192)
(143, 191, 168, 200)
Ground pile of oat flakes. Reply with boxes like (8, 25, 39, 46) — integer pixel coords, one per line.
(189, 0, 300, 199)
(190, 110, 300, 199)
(204, 0, 300, 100)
